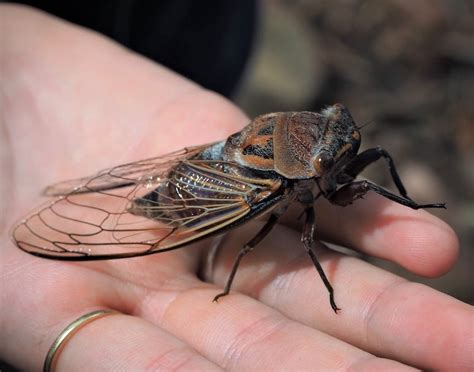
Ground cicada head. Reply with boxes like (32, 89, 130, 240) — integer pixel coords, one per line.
(223, 104, 361, 179)
(310, 104, 361, 177)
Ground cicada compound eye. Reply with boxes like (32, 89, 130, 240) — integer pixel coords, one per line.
(313, 152, 335, 175)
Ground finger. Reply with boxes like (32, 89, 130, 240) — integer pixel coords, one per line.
(9, 309, 220, 371)
(281, 192, 459, 277)
(209, 222, 472, 370)
(56, 312, 221, 371)
(142, 288, 416, 370)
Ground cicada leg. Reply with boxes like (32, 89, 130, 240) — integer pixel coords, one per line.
(213, 213, 280, 302)
(330, 180, 445, 209)
(339, 146, 446, 209)
(301, 206, 340, 313)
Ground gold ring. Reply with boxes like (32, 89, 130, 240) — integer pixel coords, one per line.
(43, 309, 120, 372)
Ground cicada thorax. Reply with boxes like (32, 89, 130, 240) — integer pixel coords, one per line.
(223, 112, 278, 172)
(223, 105, 361, 180)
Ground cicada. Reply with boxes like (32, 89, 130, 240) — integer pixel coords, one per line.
(12, 104, 445, 312)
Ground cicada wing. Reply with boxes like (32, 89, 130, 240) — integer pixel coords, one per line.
(43, 145, 212, 196)
(12, 152, 286, 260)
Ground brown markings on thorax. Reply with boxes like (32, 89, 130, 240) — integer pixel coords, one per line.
(223, 112, 280, 171)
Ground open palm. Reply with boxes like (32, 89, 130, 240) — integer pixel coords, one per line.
(1, 5, 471, 371)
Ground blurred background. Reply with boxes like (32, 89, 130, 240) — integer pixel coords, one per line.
(235, 0, 473, 304)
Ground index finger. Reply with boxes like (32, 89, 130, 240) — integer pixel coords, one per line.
(281, 192, 459, 277)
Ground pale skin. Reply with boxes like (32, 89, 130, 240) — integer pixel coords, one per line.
(0, 5, 472, 371)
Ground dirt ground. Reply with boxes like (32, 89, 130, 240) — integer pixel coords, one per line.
(236, 0, 474, 304)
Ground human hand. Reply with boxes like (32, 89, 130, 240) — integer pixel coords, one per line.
(1, 5, 470, 371)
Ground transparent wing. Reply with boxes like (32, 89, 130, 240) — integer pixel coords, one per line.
(12, 145, 285, 260)
(43, 145, 209, 196)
